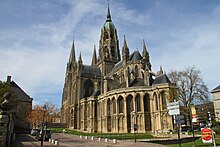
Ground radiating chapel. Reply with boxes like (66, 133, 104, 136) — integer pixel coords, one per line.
(61, 4, 176, 133)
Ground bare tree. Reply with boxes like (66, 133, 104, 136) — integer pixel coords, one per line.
(168, 66, 210, 125)
(27, 102, 60, 128)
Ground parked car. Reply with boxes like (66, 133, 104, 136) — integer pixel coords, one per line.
(36, 130, 51, 141)
(30, 128, 40, 136)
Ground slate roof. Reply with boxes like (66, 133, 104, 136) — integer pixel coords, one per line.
(211, 85, 220, 93)
(113, 50, 143, 70)
(82, 65, 101, 77)
(10, 81, 32, 101)
(130, 78, 145, 87)
(129, 50, 142, 61)
(153, 74, 171, 85)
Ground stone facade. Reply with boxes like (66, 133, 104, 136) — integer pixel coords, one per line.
(211, 85, 220, 122)
(61, 5, 176, 133)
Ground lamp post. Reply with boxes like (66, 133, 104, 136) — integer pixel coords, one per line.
(132, 111, 137, 143)
(41, 104, 46, 146)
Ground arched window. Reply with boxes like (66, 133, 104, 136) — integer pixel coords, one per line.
(135, 65, 139, 78)
(118, 96, 124, 113)
(154, 93, 159, 110)
(112, 98, 116, 114)
(127, 95, 133, 113)
(161, 91, 167, 110)
(144, 94, 150, 112)
(107, 99, 111, 116)
(83, 79, 94, 98)
(136, 94, 141, 112)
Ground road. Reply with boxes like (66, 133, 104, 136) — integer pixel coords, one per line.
(13, 133, 167, 147)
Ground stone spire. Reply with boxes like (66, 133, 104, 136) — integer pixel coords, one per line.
(91, 45, 97, 66)
(69, 39, 76, 64)
(142, 39, 148, 60)
(122, 35, 129, 65)
(106, 0, 111, 22)
(78, 52, 82, 65)
(142, 40, 151, 70)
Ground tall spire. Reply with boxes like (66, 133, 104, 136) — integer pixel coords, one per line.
(122, 35, 129, 65)
(69, 39, 76, 64)
(142, 39, 148, 59)
(91, 45, 97, 66)
(106, 0, 111, 22)
(78, 52, 82, 65)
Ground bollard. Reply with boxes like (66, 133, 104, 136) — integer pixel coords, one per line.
(105, 138, 108, 142)
(98, 137, 101, 141)
(91, 136, 94, 140)
(80, 135, 82, 138)
(113, 139, 117, 143)
(49, 138, 52, 143)
(85, 136, 88, 139)
(55, 140, 59, 145)
(52, 139, 55, 144)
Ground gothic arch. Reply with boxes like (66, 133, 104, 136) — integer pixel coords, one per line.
(83, 79, 94, 98)
(136, 94, 141, 112)
(143, 93, 151, 131)
(153, 92, 158, 111)
(107, 98, 111, 132)
(118, 96, 124, 113)
(160, 91, 167, 110)
(112, 97, 116, 114)
(126, 94, 133, 133)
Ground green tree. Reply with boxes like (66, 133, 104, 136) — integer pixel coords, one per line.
(168, 66, 210, 125)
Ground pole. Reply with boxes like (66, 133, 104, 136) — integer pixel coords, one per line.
(190, 104, 196, 147)
(177, 122, 181, 147)
(41, 105, 46, 146)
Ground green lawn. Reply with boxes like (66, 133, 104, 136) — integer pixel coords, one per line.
(168, 135, 220, 147)
(49, 127, 153, 140)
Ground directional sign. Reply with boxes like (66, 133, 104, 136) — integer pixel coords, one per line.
(175, 115, 184, 120)
(167, 101, 180, 115)
(176, 119, 185, 124)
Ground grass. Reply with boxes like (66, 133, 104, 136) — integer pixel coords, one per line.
(168, 137, 220, 147)
(49, 127, 153, 140)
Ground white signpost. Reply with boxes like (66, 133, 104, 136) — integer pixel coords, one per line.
(167, 101, 180, 115)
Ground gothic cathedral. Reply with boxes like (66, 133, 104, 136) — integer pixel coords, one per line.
(61, 5, 176, 133)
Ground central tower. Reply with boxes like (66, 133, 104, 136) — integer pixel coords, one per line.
(97, 4, 121, 76)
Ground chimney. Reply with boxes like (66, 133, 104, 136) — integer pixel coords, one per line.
(7, 76, 11, 84)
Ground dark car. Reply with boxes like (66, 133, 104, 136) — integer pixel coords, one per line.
(36, 130, 51, 141)
(30, 128, 40, 136)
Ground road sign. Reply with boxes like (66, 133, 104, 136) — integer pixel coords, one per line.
(175, 115, 184, 120)
(134, 124, 137, 131)
(167, 101, 180, 115)
(42, 122, 46, 126)
(201, 128, 212, 144)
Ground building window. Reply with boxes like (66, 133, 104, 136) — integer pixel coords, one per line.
(136, 94, 141, 112)
(135, 65, 139, 78)
(154, 93, 159, 110)
(161, 91, 167, 110)
(118, 96, 124, 113)
(112, 98, 116, 114)
(144, 94, 150, 112)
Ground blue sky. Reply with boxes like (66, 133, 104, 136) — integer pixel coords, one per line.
(0, 0, 220, 107)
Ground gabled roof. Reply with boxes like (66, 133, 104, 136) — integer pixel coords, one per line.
(129, 50, 142, 61)
(82, 65, 101, 77)
(153, 74, 171, 85)
(10, 81, 32, 101)
(211, 85, 220, 93)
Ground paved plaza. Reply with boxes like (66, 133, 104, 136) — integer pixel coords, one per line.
(13, 133, 167, 147)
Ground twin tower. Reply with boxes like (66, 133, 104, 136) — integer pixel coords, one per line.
(61, 4, 175, 133)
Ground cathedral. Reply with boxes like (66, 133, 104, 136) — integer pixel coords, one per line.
(61, 4, 176, 133)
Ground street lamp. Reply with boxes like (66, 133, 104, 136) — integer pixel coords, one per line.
(41, 104, 46, 146)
